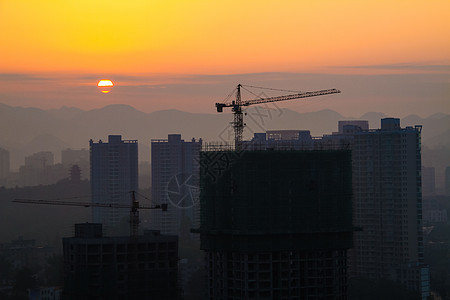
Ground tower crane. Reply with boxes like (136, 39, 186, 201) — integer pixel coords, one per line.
(215, 84, 341, 150)
(13, 191, 167, 237)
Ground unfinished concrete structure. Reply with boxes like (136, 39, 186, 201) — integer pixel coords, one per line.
(197, 150, 353, 299)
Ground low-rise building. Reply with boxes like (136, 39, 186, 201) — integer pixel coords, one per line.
(63, 223, 178, 299)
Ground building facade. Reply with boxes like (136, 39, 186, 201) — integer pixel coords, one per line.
(445, 166, 450, 196)
(323, 118, 429, 298)
(422, 196, 448, 224)
(349, 118, 428, 297)
(197, 150, 353, 299)
(0, 147, 9, 180)
(90, 135, 138, 230)
(63, 223, 178, 300)
(422, 166, 436, 196)
(0, 236, 54, 272)
(151, 134, 202, 236)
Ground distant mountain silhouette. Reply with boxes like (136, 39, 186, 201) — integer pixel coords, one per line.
(402, 114, 450, 148)
(360, 112, 388, 128)
(0, 103, 448, 169)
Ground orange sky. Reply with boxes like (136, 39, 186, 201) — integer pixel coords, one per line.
(1, 0, 449, 74)
(0, 0, 449, 117)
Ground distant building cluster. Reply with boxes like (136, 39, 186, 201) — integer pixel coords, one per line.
(0, 148, 89, 188)
(0, 236, 53, 272)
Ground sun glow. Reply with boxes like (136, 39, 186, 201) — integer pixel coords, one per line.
(97, 79, 114, 87)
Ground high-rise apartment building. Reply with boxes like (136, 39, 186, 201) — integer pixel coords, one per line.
(322, 118, 429, 298)
(24, 151, 54, 168)
(338, 120, 369, 134)
(151, 134, 202, 236)
(0, 147, 9, 180)
(63, 223, 178, 299)
(349, 119, 427, 289)
(90, 135, 138, 230)
(197, 150, 353, 299)
(422, 166, 436, 196)
(445, 166, 450, 196)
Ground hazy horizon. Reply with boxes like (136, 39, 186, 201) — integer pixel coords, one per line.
(1, 69, 449, 119)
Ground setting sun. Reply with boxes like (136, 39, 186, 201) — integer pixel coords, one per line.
(97, 79, 114, 94)
(97, 80, 114, 87)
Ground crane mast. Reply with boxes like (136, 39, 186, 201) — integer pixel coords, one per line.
(232, 84, 244, 148)
(216, 84, 341, 150)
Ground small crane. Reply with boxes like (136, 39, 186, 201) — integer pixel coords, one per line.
(13, 191, 167, 237)
(215, 84, 341, 150)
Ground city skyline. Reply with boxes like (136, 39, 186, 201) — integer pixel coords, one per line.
(0, 116, 447, 298)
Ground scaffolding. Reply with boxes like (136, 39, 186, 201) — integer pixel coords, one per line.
(197, 150, 353, 252)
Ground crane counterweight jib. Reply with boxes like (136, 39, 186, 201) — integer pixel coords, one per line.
(216, 103, 225, 112)
(13, 191, 168, 237)
(13, 198, 166, 210)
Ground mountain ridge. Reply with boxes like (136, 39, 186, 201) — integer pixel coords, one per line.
(0, 102, 448, 169)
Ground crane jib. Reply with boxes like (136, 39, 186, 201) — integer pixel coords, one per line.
(242, 89, 341, 106)
(215, 89, 340, 108)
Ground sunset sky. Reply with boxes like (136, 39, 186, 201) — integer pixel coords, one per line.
(0, 0, 449, 116)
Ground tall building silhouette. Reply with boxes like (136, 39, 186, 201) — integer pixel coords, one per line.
(0, 147, 9, 180)
(422, 166, 436, 196)
(196, 150, 353, 299)
(90, 135, 138, 230)
(446, 166, 450, 196)
(316, 118, 428, 298)
(348, 118, 429, 298)
(151, 134, 202, 236)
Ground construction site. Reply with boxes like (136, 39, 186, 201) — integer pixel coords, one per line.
(191, 84, 353, 299)
(197, 149, 353, 299)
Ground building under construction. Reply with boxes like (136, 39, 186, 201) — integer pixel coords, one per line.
(197, 149, 353, 299)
